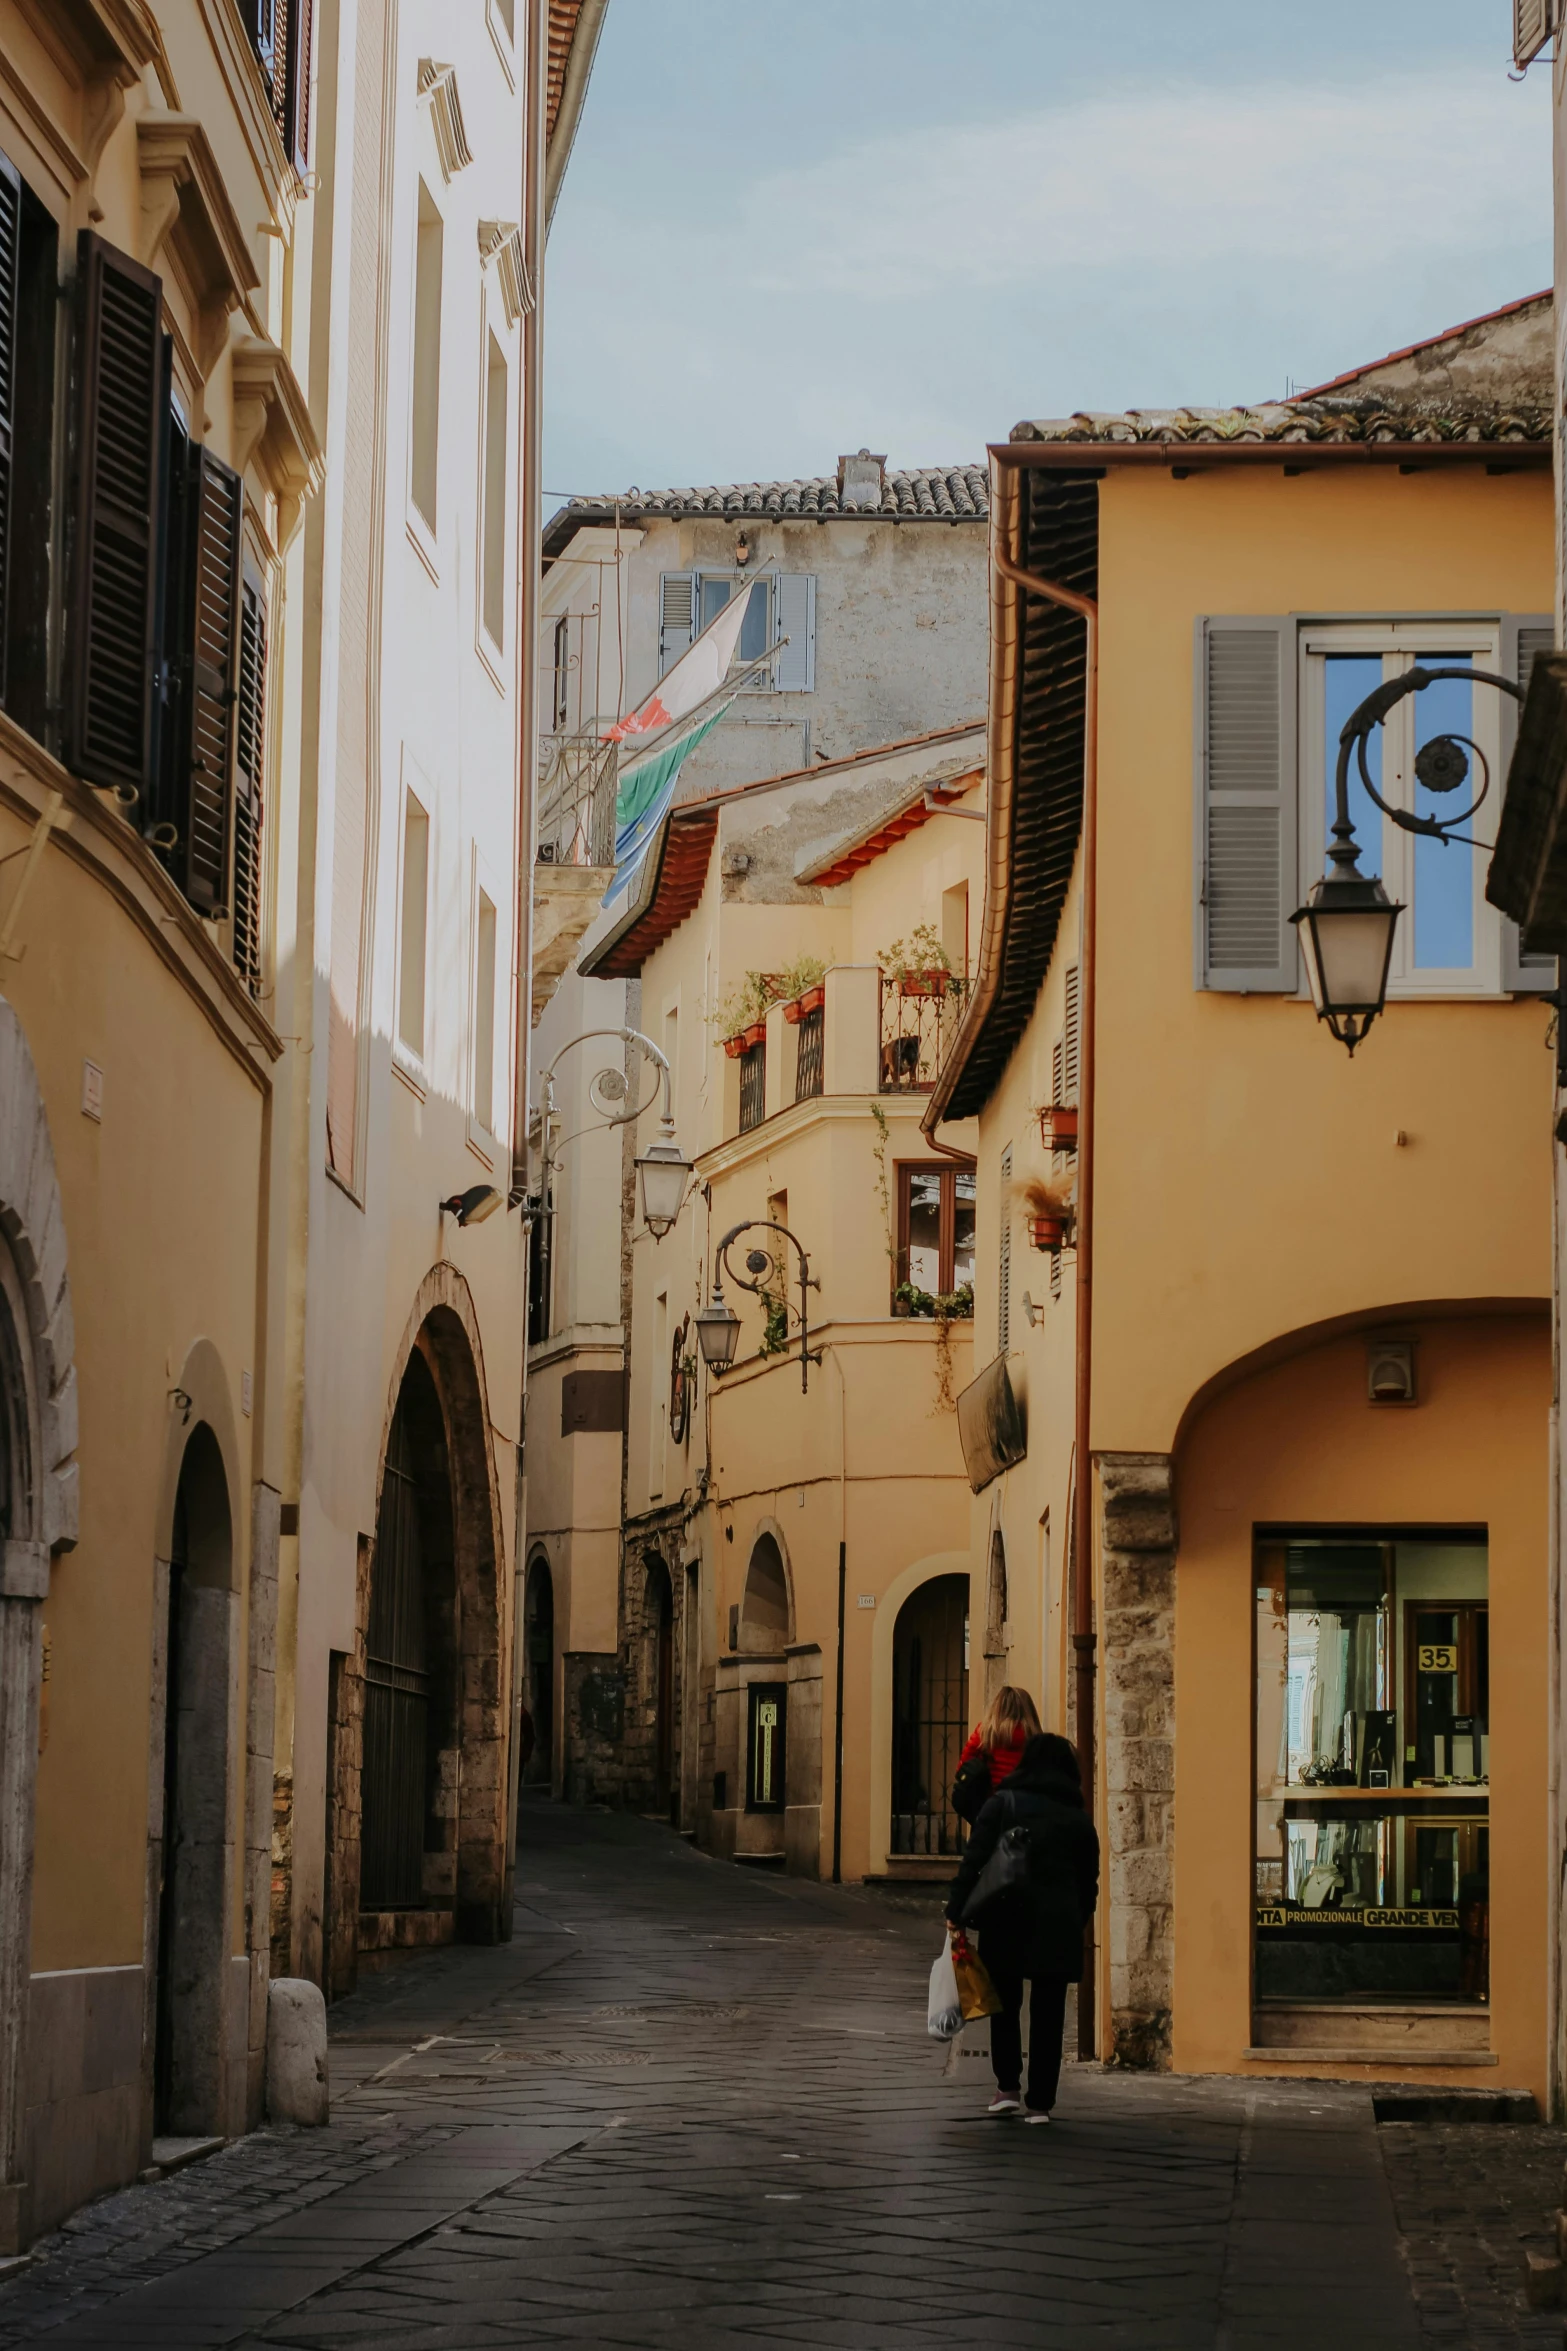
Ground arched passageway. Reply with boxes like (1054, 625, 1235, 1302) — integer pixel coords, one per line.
(890, 1573, 969, 1858)
(523, 1554, 554, 1787)
(155, 1422, 234, 2135)
(352, 1296, 506, 1958)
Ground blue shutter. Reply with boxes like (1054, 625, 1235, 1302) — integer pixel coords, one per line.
(1195, 617, 1298, 992)
(658, 571, 695, 676)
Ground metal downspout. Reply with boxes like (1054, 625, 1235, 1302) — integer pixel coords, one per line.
(991, 533, 1100, 2067)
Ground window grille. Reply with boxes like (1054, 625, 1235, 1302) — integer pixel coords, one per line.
(738, 1039, 766, 1132)
(793, 1004, 823, 1100)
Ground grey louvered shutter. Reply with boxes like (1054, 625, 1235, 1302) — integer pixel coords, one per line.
(658, 571, 695, 675)
(774, 574, 815, 691)
(1500, 613, 1556, 990)
(65, 231, 164, 799)
(1196, 617, 1298, 991)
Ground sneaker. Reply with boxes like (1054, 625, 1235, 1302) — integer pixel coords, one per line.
(987, 2091, 1022, 2116)
(1022, 2106, 1052, 2125)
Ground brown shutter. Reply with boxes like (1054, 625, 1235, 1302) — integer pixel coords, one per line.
(232, 570, 267, 994)
(65, 232, 163, 798)
(0, 155, 20, 710)
(284, 0, 313, 170)
(174, 445, 242, 915)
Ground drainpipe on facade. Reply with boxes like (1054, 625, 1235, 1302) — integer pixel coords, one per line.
(991, 534, 1100, 2064)
(504, 0, 549, 1907)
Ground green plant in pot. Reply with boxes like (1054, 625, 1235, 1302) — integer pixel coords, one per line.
(877, 921, 966, 1001)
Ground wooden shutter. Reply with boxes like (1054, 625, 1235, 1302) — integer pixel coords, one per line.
(658, 571, 695, 675)
(1195, 617, 1298, 991)
(173, 445, 242, 915)
(1515, 0, 1553, 67)
(1063, 963, 1080, 1100)
(997, 1145, 1012, 1355)
(65, 232, 163, 799)
(232, 569, 267, 993)
(1500, 613, 1557, 990)
(0, 155, 19, 711)
(774, 574, 815, 691)
(284, 0, 313, 170)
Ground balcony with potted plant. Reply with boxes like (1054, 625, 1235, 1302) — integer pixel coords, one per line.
(877, 924, 968, 1094)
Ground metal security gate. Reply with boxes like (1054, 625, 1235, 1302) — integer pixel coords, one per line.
(891, 1573, 969, 1856)
(361, 1395, 429, 1909)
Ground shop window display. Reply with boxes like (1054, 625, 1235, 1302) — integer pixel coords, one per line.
(1254, 1537, 1488, 2006)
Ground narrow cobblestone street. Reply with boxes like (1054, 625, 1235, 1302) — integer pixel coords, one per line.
(0, 1804, 1557, 2351)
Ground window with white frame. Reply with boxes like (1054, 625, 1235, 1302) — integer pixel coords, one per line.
(1196, 613, 1553, 1000)
(658, 570, 815, 691)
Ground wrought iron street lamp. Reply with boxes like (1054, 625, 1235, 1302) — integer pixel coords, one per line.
(693, 1283, 741, 1373)
(699, 1221, 822, 1392)
(529, 1026, 692, 1240)
(1291, 664, 1522, 1054)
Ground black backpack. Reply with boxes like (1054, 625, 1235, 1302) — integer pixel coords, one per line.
(951, 1750, 992, 1825)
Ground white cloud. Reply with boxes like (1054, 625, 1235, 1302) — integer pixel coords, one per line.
(544, 64, 1552, 490)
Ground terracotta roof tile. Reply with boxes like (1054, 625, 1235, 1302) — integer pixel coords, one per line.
(546, 465, 989, 545)
(1010, 398, 1550, 448)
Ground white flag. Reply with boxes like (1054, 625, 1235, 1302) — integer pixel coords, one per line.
(603, 581, 760, 745)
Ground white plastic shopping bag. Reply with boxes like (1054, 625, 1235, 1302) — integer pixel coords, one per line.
(927, 1937, 962, 2040)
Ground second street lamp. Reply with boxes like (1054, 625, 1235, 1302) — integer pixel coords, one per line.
(694, 1283, 741, 1373)
(635, 1124, 693, 1240)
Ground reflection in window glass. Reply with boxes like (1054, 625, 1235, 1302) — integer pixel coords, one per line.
(1255, 1536, 1489, 2006)
(1413, 658, 1474, 970)
(1324, 655, 1383, 872)
(699, 576, 770, 664)
(907, 1170, 942, 1292)
(953, 1171, 976, 1292)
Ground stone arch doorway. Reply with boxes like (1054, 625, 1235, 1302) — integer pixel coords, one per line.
(645, 1557, 675, 1816)
(353, 1277, 507, 1958)
(740, 1532, 791, 1650)
(890, 1573, 969, 1858)
(155, 1422, 234, 2135)
(522, 1554, 553, 1788)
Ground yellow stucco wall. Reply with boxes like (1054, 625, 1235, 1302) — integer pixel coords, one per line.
(957, 452, 1555, 2087)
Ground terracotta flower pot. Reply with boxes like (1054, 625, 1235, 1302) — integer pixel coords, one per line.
(898, 969, 948, 999)
(741, 1021, 767, 1050)
(1039, 1105, 1078, 1153)
(783, 984, 825, 1024)
(722, 1034, 748, 1060)
(1028, 1212, 1069, 1253)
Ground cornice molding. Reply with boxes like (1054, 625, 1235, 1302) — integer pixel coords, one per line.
(230, 335, 324, 540)
(137, 112, 261, 377)
(478, 219, 531, 328)
(418, 60, 473, 180)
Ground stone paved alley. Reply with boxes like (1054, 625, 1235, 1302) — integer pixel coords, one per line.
(0, 1804, 1560, 2351)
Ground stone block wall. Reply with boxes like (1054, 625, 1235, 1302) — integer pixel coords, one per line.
(1098, 1451, 1176, 2071)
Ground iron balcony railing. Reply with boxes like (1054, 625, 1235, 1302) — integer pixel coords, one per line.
(793, 1005, 824, 1101)
(738, 1041, 766, 1132)
(535, 727, 617, 868)
(878, 974, 967, 1094)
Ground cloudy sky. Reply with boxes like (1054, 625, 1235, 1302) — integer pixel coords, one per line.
(542, 1, 1551, 504)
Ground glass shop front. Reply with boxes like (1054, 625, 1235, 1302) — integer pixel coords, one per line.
(1255, 1534, 1488, 2008)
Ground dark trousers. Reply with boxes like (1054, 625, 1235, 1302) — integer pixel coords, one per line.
(986, 1965, 1070, 2111)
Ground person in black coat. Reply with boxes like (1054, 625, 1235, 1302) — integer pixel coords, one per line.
(945, 1731, 1099, 2122)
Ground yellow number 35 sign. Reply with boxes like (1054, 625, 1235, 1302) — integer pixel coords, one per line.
(1418, 1643, 1458, 1674)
